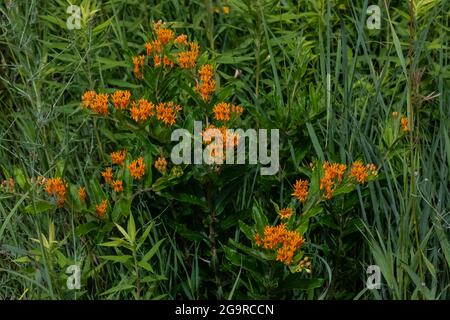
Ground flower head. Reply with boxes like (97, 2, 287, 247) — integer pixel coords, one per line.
(133, 55, 145, 79)
(82, 91, 96, 109)
(156, 102, 179, 126)
(195, 64, 216, 101)
(292, 179, 309, 203)
(319, 162, 347, 199)
(130, 99, 155, 122)
(96, 199, 108, 218)
(279, 207, 294, 220)
(154, 156, 168, 174)
(102, 167, 113, 184)
(129, 157, 145, 180)
(255, 224, 305, 265)
(350, 161, 369, 184)
(401, 116, 409, 132)
(112, 180, 123, 193)
(111, 150, 127, 166)
(91, 93, 109, 115)
(45, 177, 67, 207)
(78, 186, 86, 203)
(174, 34, 188, 46)
(111, 90, 131, 110)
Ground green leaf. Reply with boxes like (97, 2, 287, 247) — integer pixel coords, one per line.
(277, 274, 324, 291)
(141, 239, 165, 263)
(100, 255, 132, 264)
(127, 214, 136, 243)
(251, 202, 268, 234)
(137, 222, 154, 251)
(24, 201, 53, 215)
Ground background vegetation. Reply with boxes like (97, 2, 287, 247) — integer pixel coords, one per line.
(1, 0, 449, 299)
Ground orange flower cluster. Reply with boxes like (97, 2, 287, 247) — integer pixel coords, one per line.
(174, 34, 188, 46)
(111, 180, 123, 193)
(111, 150, 126, 166)
(129, 157, 145, 180)
(202, 125, 239, 149)
(350, 161, 377, 184)
(133, 55, 145, 79)
(212, 102, 244, 122)
(81, 90, 97, 109)
(96, 199, 108, 218)
(319, 162, 347, 199)
(111, 90, 131, 110)
(156, 27, 174, 45)
(102, 167, 113, 184)
(81, 91, 182, 126)
(201, 125, 239, 163)
(278, 207, 294, 220)
(78, 186, 86, 202)
(45, 177, 67, 207)
(154, 156, 168, 173)
(156, 102, 181, 126)
(401, 116, 409, 132)
(81, 91, 109, 115)
(142, 21, 198, 70)
(292, 179, 309, 203)
(177, 42, 199, 69)
(195, 64, 216, 101)
(130, 99, 155, 122)
(254, 224, 305, 265)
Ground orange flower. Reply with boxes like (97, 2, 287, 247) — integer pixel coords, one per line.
(177, 51, 191, 69)
(82, 90, 96, 108)
(130, 99, 155, 122)
(292, 179, 309, 203)
(174, 34, 188, 46)
(153, 54, 161, 67)
(129, 157, 145, 180)
(319, 162, 347, 199)
(95, 199, 108, 218)
(111, 90, 131, 110)
(45, 177, 67, 207)
(91, 93, 109, 115)
(401, 116, 409, 132)
(112, 180, 123, 192)
(231, 104, 244, 115)
(145, 42, 153, 55)
(255, 224, 305, 265)
(254, 233, 263, 246)
(279, 207, 294, 220)
(195, 64, 216, 101)
(78, 186, 86, 202)
(101, 167, 113, 184)
(213, 102, 231, 121)
(350, 161, 368, 184)
(111, 150, 126, 166)
(177, 42, 199, 69)
(156, 102, 179, 126)
(163, 55, 174, 68)
(151, 39, 162, 54)
(156, 28, 174, 45)
(154, 156, 168, 173)
(133, 55, 145, 79)
(198, 64, 214, 82)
